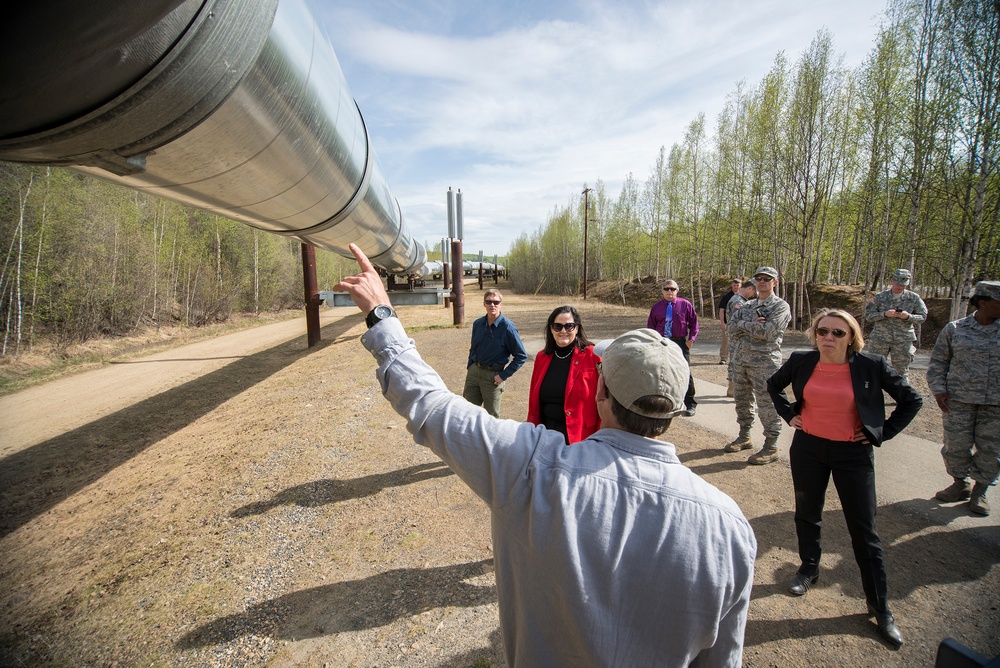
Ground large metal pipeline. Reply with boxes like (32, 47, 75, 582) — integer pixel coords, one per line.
(0, 0, 426, 274)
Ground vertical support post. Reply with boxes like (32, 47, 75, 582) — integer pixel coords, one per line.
(451, 239, 465, 325)
(301, 243, 321, 347)
(494, 253, 499, 284)
(442, 237, 450, 307)
(447, 188, 456, 239)
(582, 187, 591, 299)
(477, 250, 484, 291)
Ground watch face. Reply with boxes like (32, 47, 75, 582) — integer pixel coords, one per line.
(374, 305, 393, 319)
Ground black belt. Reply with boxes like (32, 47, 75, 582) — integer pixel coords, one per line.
(476, 362, 504, 371)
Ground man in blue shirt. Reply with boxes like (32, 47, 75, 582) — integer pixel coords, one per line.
(334, 244, 756, 667)
(464, 289, 527, 417)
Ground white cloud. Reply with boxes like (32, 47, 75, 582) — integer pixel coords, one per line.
(317, 0, 886, 256)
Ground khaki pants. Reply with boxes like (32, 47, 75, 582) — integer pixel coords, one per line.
(463, 365, 504, 417)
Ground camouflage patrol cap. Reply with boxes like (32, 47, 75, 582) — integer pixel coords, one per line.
(971, 281, 1000, 301)
(754, 266, 778, 279)
(891, 268, 911, 285)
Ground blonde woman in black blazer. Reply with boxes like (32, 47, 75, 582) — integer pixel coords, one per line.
(767, 309, 921, 649)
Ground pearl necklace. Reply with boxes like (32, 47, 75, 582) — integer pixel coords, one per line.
(554, 346, 573, 360)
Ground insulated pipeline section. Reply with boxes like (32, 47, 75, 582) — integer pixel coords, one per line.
(0, 0, 425, 274)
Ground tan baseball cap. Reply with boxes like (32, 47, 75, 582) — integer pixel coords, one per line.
(594, 329, 688, 419)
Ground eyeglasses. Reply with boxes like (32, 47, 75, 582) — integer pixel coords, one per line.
(550, 322, 579, 332)
(484, 300, 501, 306)
(662, 287, 677, 292)
(754, 275, 774, 282)
(815, 327, 849, 339)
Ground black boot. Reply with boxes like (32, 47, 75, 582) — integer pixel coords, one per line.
(867, 603, 903, 648)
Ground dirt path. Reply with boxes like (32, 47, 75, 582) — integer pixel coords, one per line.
(1, 292, 997, 667)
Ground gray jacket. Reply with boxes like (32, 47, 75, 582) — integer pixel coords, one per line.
(362, 318, 756, 667)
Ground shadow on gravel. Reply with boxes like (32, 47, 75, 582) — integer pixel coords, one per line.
(745, 612, 898, 648)
(230, 462, 455, 517)
(745, 500, 999, 647)
(436, 627, 505, 667)
(0, 313, 362, 539)
(175, 559, 496, 649)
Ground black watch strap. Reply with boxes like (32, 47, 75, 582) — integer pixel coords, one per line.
(365, 304, 396, 328)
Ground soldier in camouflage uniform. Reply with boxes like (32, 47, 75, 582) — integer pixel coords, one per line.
(864, 269, 928, 382)
(927, 281, 1000, 516)
(725, 280, 757, 397)
(725, 267, 791, 464)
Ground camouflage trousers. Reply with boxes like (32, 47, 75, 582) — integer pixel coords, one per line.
(865, 338, 915, 382)
(941, 401, 1000, 486)
(732, 361, 782, 438)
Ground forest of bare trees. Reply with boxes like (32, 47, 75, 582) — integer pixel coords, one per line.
(507, 0, 999, 325)
(0, 165, 357, 357)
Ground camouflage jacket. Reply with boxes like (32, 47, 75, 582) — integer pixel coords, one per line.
(864, 288, 928, 343)
(727, 293, 791, 367)
(927, 314, 1000, 405)
(725, 294, 748, 358)
(725, 294, 747, 322)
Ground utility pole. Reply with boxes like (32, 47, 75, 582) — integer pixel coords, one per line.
(582, 187, 591, 299)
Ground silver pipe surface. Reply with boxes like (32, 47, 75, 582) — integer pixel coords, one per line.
(0, 0, 425, 274)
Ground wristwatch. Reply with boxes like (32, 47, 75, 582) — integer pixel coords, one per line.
(365, 304, 397, 328)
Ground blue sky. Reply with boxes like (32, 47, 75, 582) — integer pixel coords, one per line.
(317, 0, 887, 257)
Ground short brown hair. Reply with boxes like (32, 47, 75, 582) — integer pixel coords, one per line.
(609, 392, 673, 437)
(484, 288, 502, 302)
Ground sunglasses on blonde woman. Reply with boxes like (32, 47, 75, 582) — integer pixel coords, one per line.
(550, 322, 578, 332)
(815, 327, 849, 339)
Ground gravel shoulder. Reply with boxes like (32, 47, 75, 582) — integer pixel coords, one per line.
(1, 290, 998, 667)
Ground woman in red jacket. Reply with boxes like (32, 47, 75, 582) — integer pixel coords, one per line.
(527, 306, 601, 443)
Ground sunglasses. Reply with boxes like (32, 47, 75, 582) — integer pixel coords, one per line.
(754, 275, 774, 282)
(662, 287, 678, 292)
(550, 322, 579, 332)
(484, 300, 501, 306)
(815, 327, 849, 339)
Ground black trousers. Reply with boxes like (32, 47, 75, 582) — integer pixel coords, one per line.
(669, 337, 697, 410)
(790, 430, 889, 612)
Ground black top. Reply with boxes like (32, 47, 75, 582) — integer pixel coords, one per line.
(539, 346, 573, 441)
(718, 291, 736, 320)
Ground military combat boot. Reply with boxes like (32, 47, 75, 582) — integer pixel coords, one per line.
(969, 483, 990, 516)
(935, 478, 972, 503)
(724, 428, 753, 452)
(748, 436, 779, 465)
